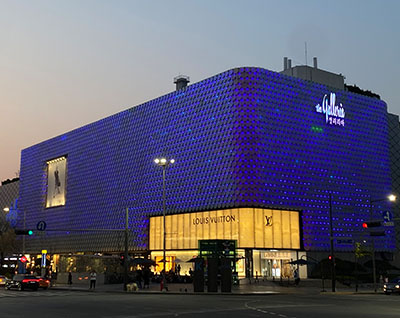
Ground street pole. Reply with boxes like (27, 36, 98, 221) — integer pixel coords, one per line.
(329, 194, 336, 292)
(124, 207, 129, 291)
(354, 243, 358, 292)
(369, 198, 377, 293)
(23, 209, 26, 254)
(154, 157, 174, 291)
(22, 209, 26, 274)
(162, 165, 167, 291)
(367, 195, 396, 293)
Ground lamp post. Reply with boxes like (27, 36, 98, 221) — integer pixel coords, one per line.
(154, 157, 174, 291)
(369, 194, 396, 293)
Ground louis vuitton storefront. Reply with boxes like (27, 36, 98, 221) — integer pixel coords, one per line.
(149, 207, 306, 278)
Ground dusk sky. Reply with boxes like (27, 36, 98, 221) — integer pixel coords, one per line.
(1, 0, 399, 181)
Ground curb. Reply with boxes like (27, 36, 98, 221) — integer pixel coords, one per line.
(50, 286, 383, 296)
(50, 286, 283, 296)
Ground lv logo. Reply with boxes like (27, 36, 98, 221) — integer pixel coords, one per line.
(265, 216, 273, 227)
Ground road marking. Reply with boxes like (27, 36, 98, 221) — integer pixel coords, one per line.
(0, 291, 75, 298)
(114, 305, 255, 317)
(245, 301, 293, 318)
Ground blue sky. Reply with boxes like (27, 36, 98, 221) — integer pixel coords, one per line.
(1, 0, 399, 180)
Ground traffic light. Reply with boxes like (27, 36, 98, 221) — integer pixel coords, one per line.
(328, 255, 332, 260)
(362, 221, 382, 228)
(362, 221, 385, 236)
(14, 229, 33, 235)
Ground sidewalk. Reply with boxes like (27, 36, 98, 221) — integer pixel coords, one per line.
(51, 279, 382, 295)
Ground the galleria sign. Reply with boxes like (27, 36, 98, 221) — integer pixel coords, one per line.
(192, 215, 236, 225)
(315, 93, 345, 126)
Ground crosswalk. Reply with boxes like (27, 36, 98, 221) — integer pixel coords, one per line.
(0, 289, 75, 298)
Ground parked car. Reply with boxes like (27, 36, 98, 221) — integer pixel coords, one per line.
(0, 275, 8, 286)
(5, 274, 39, 291)
(383, 278, 400, 294)
(37, 277, 50, 289)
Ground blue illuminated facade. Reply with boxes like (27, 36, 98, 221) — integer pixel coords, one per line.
(18, 67, 394, 254)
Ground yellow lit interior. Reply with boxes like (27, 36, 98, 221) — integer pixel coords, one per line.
(149, 208, 300, 250)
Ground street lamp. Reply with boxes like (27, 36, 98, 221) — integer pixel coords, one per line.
(154, 157, 174, 291)
(3, 207, 9, 212)
(369, 194, 396, 293)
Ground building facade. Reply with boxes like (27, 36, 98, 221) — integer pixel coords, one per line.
(17, 66, 394, 278)
(388, 113, 400, 266)
(0, 178, 20, 231)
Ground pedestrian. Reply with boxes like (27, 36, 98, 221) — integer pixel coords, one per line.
(143, 267, 150, 289)
(136, 269, 143, 289)
(68, 271, 72, 285)
(294, 269, 300, 286)
(90, 270, 97, 289)
(177, 264, 181, 276)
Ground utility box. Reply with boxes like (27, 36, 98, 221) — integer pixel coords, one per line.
(221, 257, 232, 292)
(193, 257, 204, 292)
(207, 258, 218, 292)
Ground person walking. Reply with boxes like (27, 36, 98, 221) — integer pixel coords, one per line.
(143, 267, 150, 289)
(294, 268, 300, 286)
(89, 270, 97, 290)
(68, 271, 72, 285)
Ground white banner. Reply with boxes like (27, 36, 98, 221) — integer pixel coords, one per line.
(46, 157, 67, 208)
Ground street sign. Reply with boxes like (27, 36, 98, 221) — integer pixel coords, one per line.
(384, 221, 395, 227)
(382, 211, 393, 222)
(36, 221, 47, 231)
(41, 251, 47, 267)
(337, 239, 353, 244)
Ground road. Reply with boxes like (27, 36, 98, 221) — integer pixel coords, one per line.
(0, 289, 399, 318)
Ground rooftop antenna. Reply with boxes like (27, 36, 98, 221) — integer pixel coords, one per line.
(305, 42, 308, 66)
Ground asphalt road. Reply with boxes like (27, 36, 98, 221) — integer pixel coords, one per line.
(1, 289, 399, 318)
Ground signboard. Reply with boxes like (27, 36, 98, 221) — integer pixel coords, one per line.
(199, 240, 236, 258)
(315, 93, 345, 126)
(41, 251, 47, 267)
(384, 222, 394, 227)
(46, 156, 67, 208)
(149, 208, 300, 250)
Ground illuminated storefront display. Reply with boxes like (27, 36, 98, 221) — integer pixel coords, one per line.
(45, 156, 67, 208)
(149, 208, 300, 250)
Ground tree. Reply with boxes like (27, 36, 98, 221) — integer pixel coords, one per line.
(355, 242, 370, 259)
(0, 221, 18, 272)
